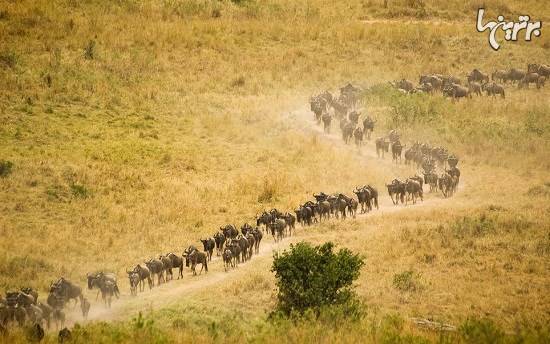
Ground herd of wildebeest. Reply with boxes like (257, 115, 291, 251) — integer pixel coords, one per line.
(390, 63, 549, 98)
(0, 80, 467, 341)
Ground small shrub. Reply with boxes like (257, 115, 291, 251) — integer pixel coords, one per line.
(0, 51, 18, 68)
(271, 242, 364, 316)
(70, 183, 90, 198)
(0, 160, 14, 177)
(84, 40, 96, 60)
(392, 270, 422, 292)
(231, 76, 245, 88)
(459, 318, 505, 343)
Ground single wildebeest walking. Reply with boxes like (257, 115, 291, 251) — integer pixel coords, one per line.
(146, 258, 165, 286)
(387, 179, 406, 205)
(200, 237, 215, 261)
(322, 112, 332, 133)
(214, 232, 226, 256)
(375, 137, 389, 158)
(167, 252, 184, 279)
(184, 247, 208, 275)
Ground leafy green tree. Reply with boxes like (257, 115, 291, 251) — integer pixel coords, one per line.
(271, 242, 364, 316)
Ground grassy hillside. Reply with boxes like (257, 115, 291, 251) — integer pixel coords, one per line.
(0, 0, 549, 342)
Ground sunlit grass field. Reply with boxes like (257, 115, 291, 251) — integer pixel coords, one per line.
(0, 0, 548, 342)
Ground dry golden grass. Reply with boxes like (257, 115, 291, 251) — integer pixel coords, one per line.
(0, 0, 549, 342)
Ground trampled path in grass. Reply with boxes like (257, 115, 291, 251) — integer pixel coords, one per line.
(62, 103, 465, 328)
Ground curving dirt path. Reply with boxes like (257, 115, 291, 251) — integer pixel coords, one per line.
(62, 104, 464, 328)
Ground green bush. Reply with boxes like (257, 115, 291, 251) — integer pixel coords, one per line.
(271, 241, 364, 316)
(392, 270, 423, 292)
(0, 160, 13, 177)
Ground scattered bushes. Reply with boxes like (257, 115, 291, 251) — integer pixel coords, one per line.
(84, 40, 96, 60)
(0, 160, 13, 177)
(271, 242, 364, 317)
(0, 51, 18, 69)
(392, 270, 423, 292)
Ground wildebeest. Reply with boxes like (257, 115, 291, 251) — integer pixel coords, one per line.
(342, 122, 355, 144)
(159, 254, 174, 281)
(282, 213, 296, 236)
(213, 232, 226, 256)
(387, 179, 406, 205)
(167, 252, 184, 279)
(226, 240, 242, 267)
(536, 75, 546, 89)
(443, 83, 470, 99)
(221, 224, 239, 239)
(362, 116, 375, 140)
(330, 98, 349, 118)
(241, 223, 253, 236)
(507, 68, 526, 83)
(256, 214, 272, 233)
(467, 69, 489, 83)
(519, 72, 540, 88)
(423, 171, 438, 192)
(322, 112, 332, 133)
(128, 272, 140, 296)
(81, 297, 90, 318)
(482, 82, 505, 98)
(251, 227, 263, 254)
(468, 81, 482, 96)
(353, 127, 363, 147)
(58, 327, 71, 343)
(200, 237, 216, 261)
(375, 137, 389, 158)
(50, 278, 83, 308)
(438, 173, 453, 198)
(391, 79, 414, 92)
(37, 302, 53, 329)
(391, 140, 405, 163)
(146, 258, 165, 285)
(267, 218, 287, 242)
(128, 264, 153, 292)
(492, 69, 509, 83)
(87, 272, 120, 301)
(245, 232, 256, 260)
(310, 95, 326, 123)
(183, 247, 208, 275)
(405, 179, 423, 205)
(235, 234, 250, 262)
(222, 248, 233, 271)
(527, 63, 550, 77)
(419, 75, 443, 90)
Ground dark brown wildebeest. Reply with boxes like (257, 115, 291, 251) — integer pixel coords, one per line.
(419, 75, 443, 90)
(80, 297, 90, 318)
(353, 127, 363, 147)
(482, 82, 505, 98)
(251, 227, 262, 254)
(167, 252, 184, 279)
(467, 69, 489, 83)
(146, 258, 165, 285)
(438, 173, 453, 198)
(159, 255, 174, 281)
(387, 179, 406, 205)
(87, 272, 120, 300)
(468, 81, 482, 96)
(213, 232, 226, 256)
(342, 122, 355, 144)
(375, 137, 389, 158)
(20, 287, 38, 304)
(362, 116, 375, 140)
(245, 232, 256, 260)
(527, 63, 550, 77)
(241, 223, 253, 236)
(221, 224, 239, 239)
(519, 72, 540, 88)
(235, 234, 250, 262)
(322, 112, 332, 133)
(536, 75, 546, 89)
(200, 237, 215, 261)
(51, 278, 84, 308)
(492, 70, 509, 83)
(405, 179, 423, 205)
(391, 141, 405, 163)
(507, 68, 526, 83)
(353, 187, 369, 213)
(283, 213, 296, 236)
(330, 98, 349, 119)
(222, 248, 233, 271)
(129, 264, 153, 292)
(183, 247, 208, 275)
(267, 218, 286, 242)
(58, 327, 71, 343)
(348, 110, 360, 124)
(443, 83, 470, 99)
(128, 271, 140, 296)
(310, 96, 326, 124)
(391, 79, 414, 92)
(365, 185, 379, 210)
(255, 214, 272, 234)
(423, 171, 438, 192)
(226, 239, 241, 267)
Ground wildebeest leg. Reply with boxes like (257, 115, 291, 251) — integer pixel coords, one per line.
(96, 290, 100, 301)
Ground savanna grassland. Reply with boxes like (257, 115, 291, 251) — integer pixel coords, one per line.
(0, 0, 549, 342)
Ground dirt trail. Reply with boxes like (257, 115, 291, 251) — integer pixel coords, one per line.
(63, 104, 463, 327)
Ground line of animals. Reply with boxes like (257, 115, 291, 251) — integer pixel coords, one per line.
(310, 84, 461, 202)
(0, 86, 461, 341)
(391, 63, 549, 99)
